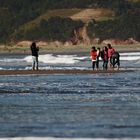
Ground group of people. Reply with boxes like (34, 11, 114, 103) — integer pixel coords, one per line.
(90, 43, 120, 70)
(30, 42, 120, 71)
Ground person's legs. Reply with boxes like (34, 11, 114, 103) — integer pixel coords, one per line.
(112, 56, 120, 69)
(105, 60, 108, 70)
(116, 56, 120, 70)
(112, 57, 116, 68)
(35, 57, 39, 70)
(92, 61, 96, 70)
(96, 59, 99, 70)
(103, 61, 105, 70)
(110, 57, 114, 68)
(32, 56, 36, 70)
(103, 60, 108, 70)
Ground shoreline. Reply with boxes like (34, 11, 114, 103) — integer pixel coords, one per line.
(0, 69, 134, 76)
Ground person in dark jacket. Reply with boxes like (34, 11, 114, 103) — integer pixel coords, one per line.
(30, 42, 39, 70)
(110, 51, 120, 70)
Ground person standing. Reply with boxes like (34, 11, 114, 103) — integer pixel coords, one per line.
(107, 43, 115, 68)
(90, 46, 97, 70)
(96, 47, 101, 70)
(102, 46, 108, 70)
(30, 42, 39, 70)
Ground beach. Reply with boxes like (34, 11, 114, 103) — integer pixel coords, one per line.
(0, 69, 134, 75)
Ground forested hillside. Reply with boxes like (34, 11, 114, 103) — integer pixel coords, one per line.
(0, 0, 140, 43)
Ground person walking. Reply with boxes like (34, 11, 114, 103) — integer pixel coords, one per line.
(90, 46, 97, 70)
(30, 42, 39, 70)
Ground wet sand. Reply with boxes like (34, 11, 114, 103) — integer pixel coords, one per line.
(0, 138, 139, 140)
(0, 69, 134, 75)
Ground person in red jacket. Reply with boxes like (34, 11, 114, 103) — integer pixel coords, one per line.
(107, 43, 115, 68)
(90, 46, 97, 70)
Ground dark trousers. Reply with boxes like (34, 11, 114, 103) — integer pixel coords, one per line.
(92, 61, 96, 70)
(103, 60, 108, 70)
(111, 56, 120, 68)
(96, 58, 99, 69)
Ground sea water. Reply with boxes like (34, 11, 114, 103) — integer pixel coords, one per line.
(0, 52, 140, 70)
(0, 52, 140, 138)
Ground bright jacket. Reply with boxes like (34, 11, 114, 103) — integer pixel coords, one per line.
(108, 48, 115, 58)
(90, 50, 97, 61)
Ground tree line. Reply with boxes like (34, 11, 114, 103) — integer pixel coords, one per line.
(88, 9, 140, 41)
(0, 0, 140, 43)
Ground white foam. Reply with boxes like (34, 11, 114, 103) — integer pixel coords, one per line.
(24, 66, 88, 70)
(120, 52, 140, 56)
(120, 52, 140, 61)
(24, 54, 88, 64)
(120, 56, 140, 61)
(0, 52, 140, 65)
(0, 58, 23, 63)
(18, 52, 140, 62)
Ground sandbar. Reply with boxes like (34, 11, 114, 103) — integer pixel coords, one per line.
(0, 69, 134, 75)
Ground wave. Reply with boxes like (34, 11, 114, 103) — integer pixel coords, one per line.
(0, 66, 89, 71)
(120, 52, 140, 61)
(120, 52, 140, 56)
(24, 54, 88, 64)
(0, 58, 23, 63)
(0, 52, 140, 65)
(120, 56, 140, 61)
(21, 52, 140, 63)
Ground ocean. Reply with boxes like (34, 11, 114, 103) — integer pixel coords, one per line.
(0, 52, 140, 138)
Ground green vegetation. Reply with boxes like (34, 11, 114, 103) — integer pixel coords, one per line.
(18, 9, 82, 31)
(0, 0, 140, 43)
(13, 17, 84, 41)
(87, 9, 140, 41)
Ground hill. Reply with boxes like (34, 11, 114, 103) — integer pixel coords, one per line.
(71, 8, 114, 22)
(0, 0, 140, 43)
(15, 8, 114, 32)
